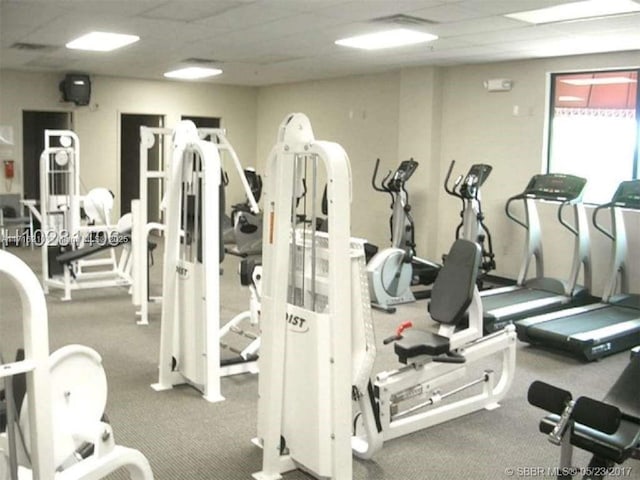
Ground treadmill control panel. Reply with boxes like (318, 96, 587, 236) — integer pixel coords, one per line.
(611, 179, 640, 210)
(522, 173, 586, 202)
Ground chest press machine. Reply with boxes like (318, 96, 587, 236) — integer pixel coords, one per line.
(252, 113, 516, 480)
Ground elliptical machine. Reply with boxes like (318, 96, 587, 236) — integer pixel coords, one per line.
(367, 159, 496, 313)
(367, 159, 439, 313)
(443, 160, 496, 276)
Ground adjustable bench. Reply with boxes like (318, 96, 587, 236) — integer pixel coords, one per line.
(529, 347, 640, 478)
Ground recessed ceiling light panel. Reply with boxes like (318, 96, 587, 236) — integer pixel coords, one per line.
(505, 0, 640, 25)
(66, 31, 140, 52)
(164, 67, 223, 80)
(335, 28, 438, 50)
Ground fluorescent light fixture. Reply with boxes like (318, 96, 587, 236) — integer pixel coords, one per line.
(66, 31, 139, 52)
(505, 0, 640, 24)
(558, 95, 584, 101)
(561, 76, 637, 86)
(335, 28, 437, 50)
(164, 67, 223, 80)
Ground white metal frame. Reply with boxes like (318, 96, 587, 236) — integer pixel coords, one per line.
(0, 250, 153, 480)
(132, 126, 259, 325)
(253, 113, 354, 480)
(39, 130, 132, 301)
(352, 286, 517, 459)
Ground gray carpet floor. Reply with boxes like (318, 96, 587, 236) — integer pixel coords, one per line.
(0, 244, 637, 480)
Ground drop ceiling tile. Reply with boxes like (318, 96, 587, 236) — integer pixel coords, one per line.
(193, 2, 295, 29)
(429, 15, 525, 37)
(411, 3, 492, 23)
(455, 0, 568, 16)
(140, 1, 246, 22)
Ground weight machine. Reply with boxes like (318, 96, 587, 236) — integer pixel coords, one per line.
(252, 114, 515, 479)
(38, 130, 132, 301)
(252, 113, 359, 479)
(352, 238, 516, 459)
(0, 249, 153, 480)
(150, 121, 257, 404)
(131, 125, 259, 325)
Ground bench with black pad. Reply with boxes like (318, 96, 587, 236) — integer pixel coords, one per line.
(55, 230, 131, 265)
(528, 347, 640, 478)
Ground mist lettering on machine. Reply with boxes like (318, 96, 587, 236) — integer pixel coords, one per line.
(286, 312, 309, 333)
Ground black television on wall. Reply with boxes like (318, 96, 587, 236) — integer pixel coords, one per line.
(59, 74, 91, 106)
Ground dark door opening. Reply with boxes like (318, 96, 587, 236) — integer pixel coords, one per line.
(120, 114, 164, 219)
(181, 116, 221, 141)
(22, 111, 72, 200)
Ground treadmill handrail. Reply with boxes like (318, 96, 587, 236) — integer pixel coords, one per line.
(592, 202, 615, 241)
(557, 201, 578, 236)
(505, 194, 528, 229)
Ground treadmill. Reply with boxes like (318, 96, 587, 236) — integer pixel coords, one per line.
(482, 173, 595, 333)
(517, 180, 640, 361)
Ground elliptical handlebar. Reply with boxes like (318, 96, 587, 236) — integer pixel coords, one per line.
(371, 158, 393, 193)
(444, 160, 462, 198)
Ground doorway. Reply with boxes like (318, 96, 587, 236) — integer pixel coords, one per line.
(22, 111, 72, 200)
(120, 114, 164, 220)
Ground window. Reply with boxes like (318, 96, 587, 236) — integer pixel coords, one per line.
(546, 69, 639, 204)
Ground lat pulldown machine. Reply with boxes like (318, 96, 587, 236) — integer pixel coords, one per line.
(150, 121, 256, 404)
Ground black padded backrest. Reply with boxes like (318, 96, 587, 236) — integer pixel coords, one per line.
(429, 239, 481, 325)
(603, 351, 640, 420)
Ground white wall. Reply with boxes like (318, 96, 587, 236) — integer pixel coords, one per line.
(0, 70, 258, 215)
(437, 51, 640, 295)
(255, 51, 640, 296)
(256, 72, 400, 248)
(2, 50, 638, 296)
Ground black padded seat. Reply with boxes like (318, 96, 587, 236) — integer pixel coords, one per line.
(394, 329, 450, 364)
(394, 239, 481, 364)
(540, 415, 640, 464)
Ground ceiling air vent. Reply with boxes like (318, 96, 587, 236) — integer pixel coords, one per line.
(371, 14, 438, 26)
(10, 42, 58, 52)
(182, 57, 220, 65)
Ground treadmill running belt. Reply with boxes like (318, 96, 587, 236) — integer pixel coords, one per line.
(527, 306, 639, 339)
(484, 287, 558, 312)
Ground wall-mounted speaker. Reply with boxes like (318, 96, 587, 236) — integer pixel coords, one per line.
(59, 74, 91, 106)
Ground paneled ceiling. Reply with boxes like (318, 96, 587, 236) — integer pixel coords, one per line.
(1, 0, 639, 86)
